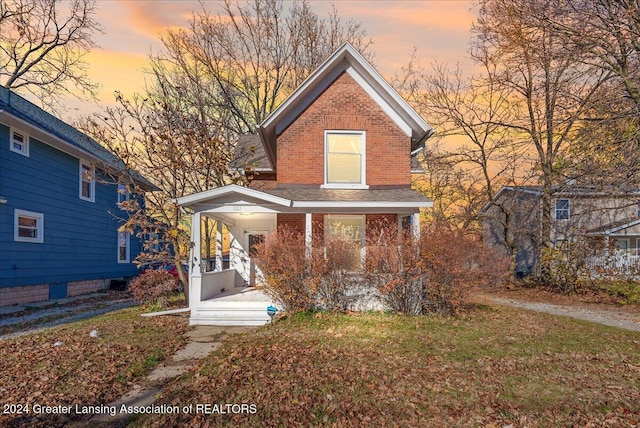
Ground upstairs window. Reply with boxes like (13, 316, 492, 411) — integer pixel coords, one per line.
(117, 183, 130, 206)
(15, 209, 44, 243)
(555, 199, 570, 220)
(10, 129, 29, 157)
(79, 161, 95, 202)
(324, 131, 366, 188)
(118, 231, 130, 263)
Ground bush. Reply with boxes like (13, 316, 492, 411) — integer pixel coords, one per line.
(367, 222, 510, 315)
(129, 270, 177, 306)
(255, 222, 510, 316)
(254, 227, 316, 311)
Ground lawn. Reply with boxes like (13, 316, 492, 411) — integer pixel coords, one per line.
(135, 304, 640, 427)
(0, 306, 189, 428)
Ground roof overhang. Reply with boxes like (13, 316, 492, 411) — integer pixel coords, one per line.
(175, 184, 432, 214)
(587, 218, 640, 236)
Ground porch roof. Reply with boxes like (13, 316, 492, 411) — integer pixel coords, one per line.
(587, 217, 640, 236)
(175, 184, 432, 212)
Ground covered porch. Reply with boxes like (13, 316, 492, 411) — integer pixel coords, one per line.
(176, 184, 429, 325)
(585, 219, 640, 277)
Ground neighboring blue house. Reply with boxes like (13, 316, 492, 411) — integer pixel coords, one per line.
(0, 87, 150, 306)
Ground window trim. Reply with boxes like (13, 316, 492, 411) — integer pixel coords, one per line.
(79, 160, 95, 202)
(14, 209, 44, 243)
(10, 128, 29, 157)
(117, 231, 130, 263)
(322, 130, 368, 189)
(555, 198, 570, 220)
(117, 183, 130, 206)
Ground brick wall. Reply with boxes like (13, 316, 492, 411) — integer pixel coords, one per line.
(0, 284, 49, 306)
(67, 279, 109, 297)
(277, 72, 410, 187)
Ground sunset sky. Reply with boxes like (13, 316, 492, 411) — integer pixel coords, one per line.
(69, 0, 477, 117)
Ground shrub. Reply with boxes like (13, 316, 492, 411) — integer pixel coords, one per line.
(129, 270, 177, 306)
(367, 222, 510, 315)
(254, 227, 316, 311)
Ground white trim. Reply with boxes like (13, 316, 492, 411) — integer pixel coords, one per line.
(14, 209, 44, 243)
(291, 200, 432, 209)
(79, 160, 95, 202)
(9, 128, 29, 157)
(305, 213, 312, 259)
(324, 130, 366, 187)
(117, 231, 131, 263)
(175, 184, 291, 208)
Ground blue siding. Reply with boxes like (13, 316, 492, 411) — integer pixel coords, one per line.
(0, 124, 142, 289)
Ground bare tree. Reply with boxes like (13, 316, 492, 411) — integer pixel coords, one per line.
(0, 0, 101, 108)
(81, 0, 371, 287)
(473, 0, 611, 256)
(153, 0, 372, 135)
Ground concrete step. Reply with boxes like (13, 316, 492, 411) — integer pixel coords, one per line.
(191, 306, 272, 326)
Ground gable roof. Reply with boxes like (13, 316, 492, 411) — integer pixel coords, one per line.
(0, 87, 154, 189)
(256, 42, 433, 169)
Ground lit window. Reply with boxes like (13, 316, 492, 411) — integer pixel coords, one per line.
(118, 231, 130, 263)
(555, 199, 570, 220)
(80, 161, 95, 202)
(10, 129, 29, 156)
(324, 131, 366, 188)
(14, 209, 44, 243)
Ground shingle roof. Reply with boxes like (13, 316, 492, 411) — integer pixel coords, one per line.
(263, 187, 432, 204)
(0, 87, 154, 189)
(229, 134, 272, 171)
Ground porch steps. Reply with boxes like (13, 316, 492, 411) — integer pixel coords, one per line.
(191, 296, 275, 326)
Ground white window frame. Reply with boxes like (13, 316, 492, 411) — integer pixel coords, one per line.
(14, 209, 44, 243)
(79, 160, 95, 202)
(322, 130, 368, 189)
(10, 129, 29, 157)
(555, 198, 570, 220)
(117, 183, 130, 206)
(118, 231, 130, 263)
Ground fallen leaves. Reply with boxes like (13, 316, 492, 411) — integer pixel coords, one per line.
(0, 307, 188, 427)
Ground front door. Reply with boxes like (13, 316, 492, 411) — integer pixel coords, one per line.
(248, 233, 265, 287)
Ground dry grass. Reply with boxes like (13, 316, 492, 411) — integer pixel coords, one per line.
(136, 304, 640, 427)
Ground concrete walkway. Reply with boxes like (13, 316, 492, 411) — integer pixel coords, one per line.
(73, 324, 256, 427)
(487, 297, 640, 332)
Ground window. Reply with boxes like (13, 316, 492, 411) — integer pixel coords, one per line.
(79, 161, 95, 202)
(14, 209, 44, 243)
(117, 183, 130, 205)
(118, 231, 130, 263)
(10, 129, 29, 156)
(325, 215, 365, 269)
(555, 199, 570, 220)
(324, 131, 366, 188)
(636, 200, 640, 218)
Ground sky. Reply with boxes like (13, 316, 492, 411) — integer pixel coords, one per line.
(68, 0, 477, 118)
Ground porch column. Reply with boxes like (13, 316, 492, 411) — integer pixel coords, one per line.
(189, 211, 202, 308)
(411, 212, 421, 240)
(215, 220, 223, 272)
(305, 212, 312, 258)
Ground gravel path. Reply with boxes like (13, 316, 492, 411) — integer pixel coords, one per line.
(0, 299, 137, 341)
(488, 297, 640, 332)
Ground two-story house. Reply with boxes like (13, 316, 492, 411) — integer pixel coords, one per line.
(176, 42, 434, 325)
(0, 87, 151, 306)
(481, 185, 640, 277)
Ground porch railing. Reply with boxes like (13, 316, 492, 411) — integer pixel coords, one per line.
(585, 254, 640, 276)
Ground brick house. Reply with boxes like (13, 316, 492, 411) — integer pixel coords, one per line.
(176, 43, 434, 325)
